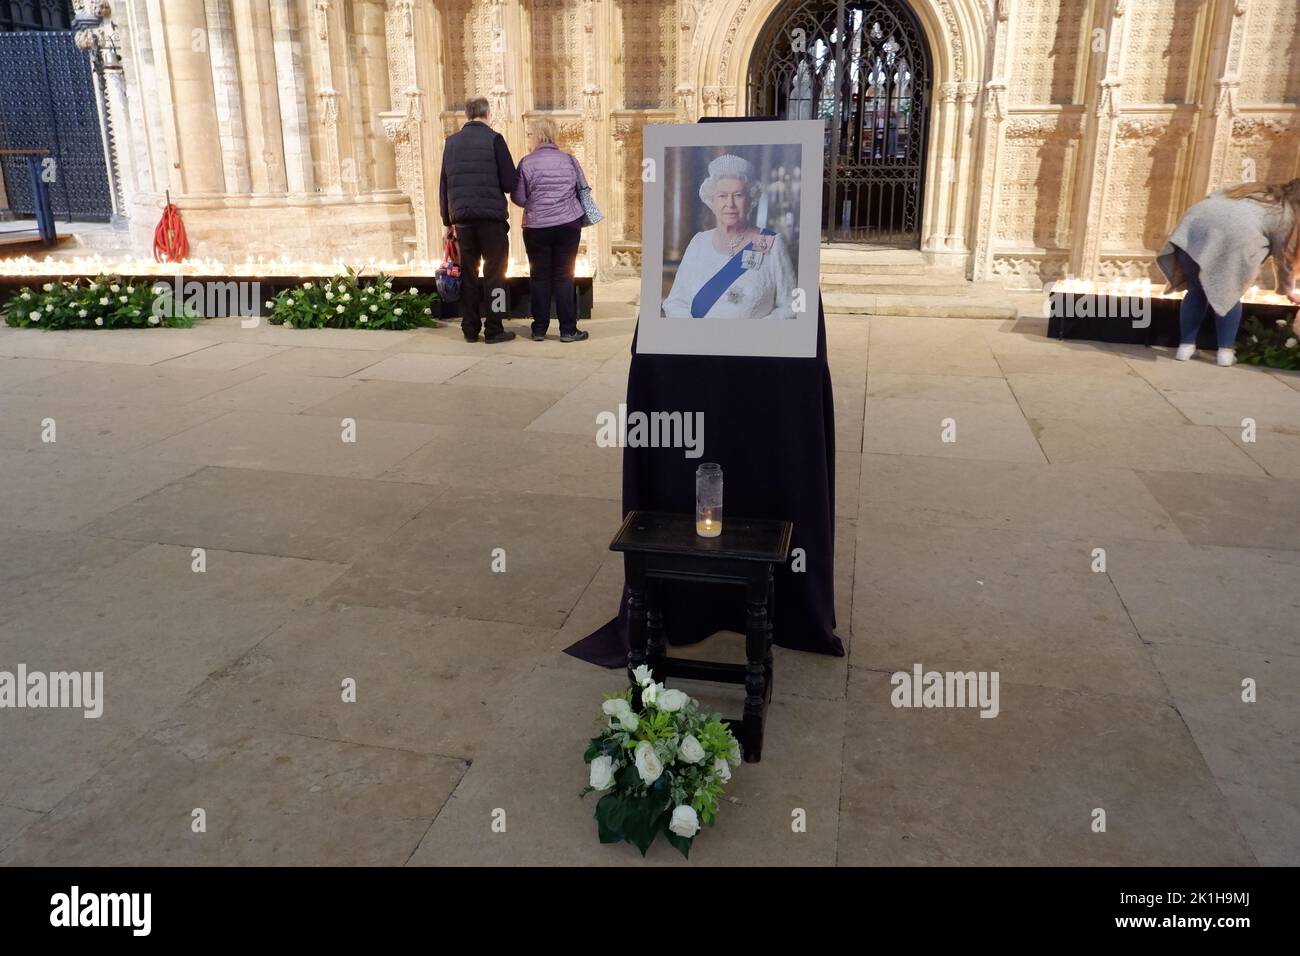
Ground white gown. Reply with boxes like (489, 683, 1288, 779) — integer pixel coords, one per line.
(662, 229, 797, 320)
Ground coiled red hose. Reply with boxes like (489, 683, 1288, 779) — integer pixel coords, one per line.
(153, 201, 189, 263)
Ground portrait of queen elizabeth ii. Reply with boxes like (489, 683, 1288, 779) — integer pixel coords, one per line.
(661, 153, 798, 320)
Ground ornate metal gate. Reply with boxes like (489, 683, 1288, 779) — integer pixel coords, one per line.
(0, 30, 113, 222)
(748, 0, 931, 246)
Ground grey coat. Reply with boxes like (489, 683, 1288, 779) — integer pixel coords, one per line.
(1157, 191, 1297, 316)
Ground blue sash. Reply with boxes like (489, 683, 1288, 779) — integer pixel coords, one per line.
(690, 228, 776, 318)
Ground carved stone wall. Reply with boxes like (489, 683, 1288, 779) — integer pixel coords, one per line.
(1007, 0, 1084, 106)
(1238, 0, 1299, 106)
(441, 0, 498, 111)
(530, 0, 583, 110)
(1123, 0, 1201, 106)
(617, 0, 677, 109)
(1102, 117, 1195, 252)
(97, 0, 1300, 282)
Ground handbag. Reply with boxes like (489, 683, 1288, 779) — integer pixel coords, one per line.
(570, 155, 603, 227)
(435, 234, 462, 302)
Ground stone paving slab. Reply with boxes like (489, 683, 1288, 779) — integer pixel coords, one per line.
(0, 356, 96, 389)
(852, 520, 1165, 701)
(838, 671, 1256, 866)
(1147, 641, 1300, 866)
(2, 312, 1297, 865)
(347, 352, 483, 384)
(1006, 372, 1188, 425)
(381, 424, 620, 497)
(1105, 540, 1300, 655)
(199, 372, 361, 413)
(0, 394, 228, 456)
(154, 342, 289, 371)
(146, 409, 441, 479)
(409, 655, 843, 866)
(319, 489, 620, 628)
(0, 806, 42, 853)
(0, 526, 145, 627)
(1136, 470, 1300, 551)
(2, 362, 261, 407)
(306, 379, 562, 430)
(175, 604, 556, 759)
(0, 543, 346, 810)
(0, 449, 200, 533)
(858, 455, 1187, 543)
(1032, 418, 1265, 474)
(1224, 427, 1300, 479)
(0, 720, 466, 866)
(0, 328, 219, 364)
(83, 466, 439, 562)
(864, 397, 1046, 462)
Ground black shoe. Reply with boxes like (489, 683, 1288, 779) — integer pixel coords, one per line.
(484, 330, 517, 344)
(530, 332, 546, 342)
(463, 332, 479, 343)
(559, 330, 589, 343)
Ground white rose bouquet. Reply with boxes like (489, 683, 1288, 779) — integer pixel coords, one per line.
(581, 665, 743, 858)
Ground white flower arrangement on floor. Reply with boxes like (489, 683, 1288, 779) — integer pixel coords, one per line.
(581, 665, 742, 858)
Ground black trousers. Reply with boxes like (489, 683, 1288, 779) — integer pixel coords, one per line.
(455, 219, 509, 337)
(522, 219, 582, 336)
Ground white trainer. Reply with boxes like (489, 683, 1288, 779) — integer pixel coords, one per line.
(1216, 348, 1237, 367)
(1175, 343, 1196, 361)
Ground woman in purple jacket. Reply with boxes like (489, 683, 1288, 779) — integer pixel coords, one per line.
(511, 119, 590, 343)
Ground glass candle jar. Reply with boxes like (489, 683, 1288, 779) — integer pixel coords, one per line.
(695, 463, 723, 538)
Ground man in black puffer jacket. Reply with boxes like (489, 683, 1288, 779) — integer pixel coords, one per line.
(439, 97, 518, 343)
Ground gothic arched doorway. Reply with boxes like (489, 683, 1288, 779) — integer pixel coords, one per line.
(747, 0, 931, 247)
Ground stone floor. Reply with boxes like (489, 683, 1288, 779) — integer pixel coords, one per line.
(0, 299, 1297, 866)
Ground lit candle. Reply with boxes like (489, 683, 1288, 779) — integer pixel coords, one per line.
(695, 463, 723, 538)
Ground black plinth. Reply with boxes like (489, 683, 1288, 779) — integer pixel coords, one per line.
(610, 510, 794, 763)
(1047, 291, 1299, 347)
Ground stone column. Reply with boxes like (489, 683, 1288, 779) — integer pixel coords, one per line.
(583, 0, 611, 274)
(1071, 2, 1130, 281)
(1199, 0, 1252, 193)
(270, 0, 314, 196)
(675, 0, 699, 121)
(120, 0, 167, 204)
(204, 0, 252, 195)
(231, 0, 289, 195)
(970, 2, 1013, 280)
(923, 81, 958, 252)
(355, 0, 397, 194)
(149, 0, 225, 196)
(947, 81, 979, 253)
(307, 0, 352, 196)
(381, 0, 428, 256)
(74, 2, 139, 224)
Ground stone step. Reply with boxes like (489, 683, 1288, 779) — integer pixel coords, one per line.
(819, 260, 929, 275)
(819, 272, 968, 295)
(819, 245, 925, 265)
(823, 291, 1022, 319)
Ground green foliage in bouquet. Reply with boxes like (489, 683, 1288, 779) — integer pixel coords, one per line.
(1236, 315, 1300, 371)
(267, 268, 439, 330)
(2, 276, 191, 329)
(581, 665, 743, 859)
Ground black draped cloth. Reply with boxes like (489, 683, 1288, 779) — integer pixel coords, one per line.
(564, 298, 844, 667)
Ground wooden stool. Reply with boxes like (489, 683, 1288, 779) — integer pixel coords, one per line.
(610, 510, 793, 762)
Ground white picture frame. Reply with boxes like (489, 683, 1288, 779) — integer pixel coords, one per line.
(637, 120, 825, 359)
